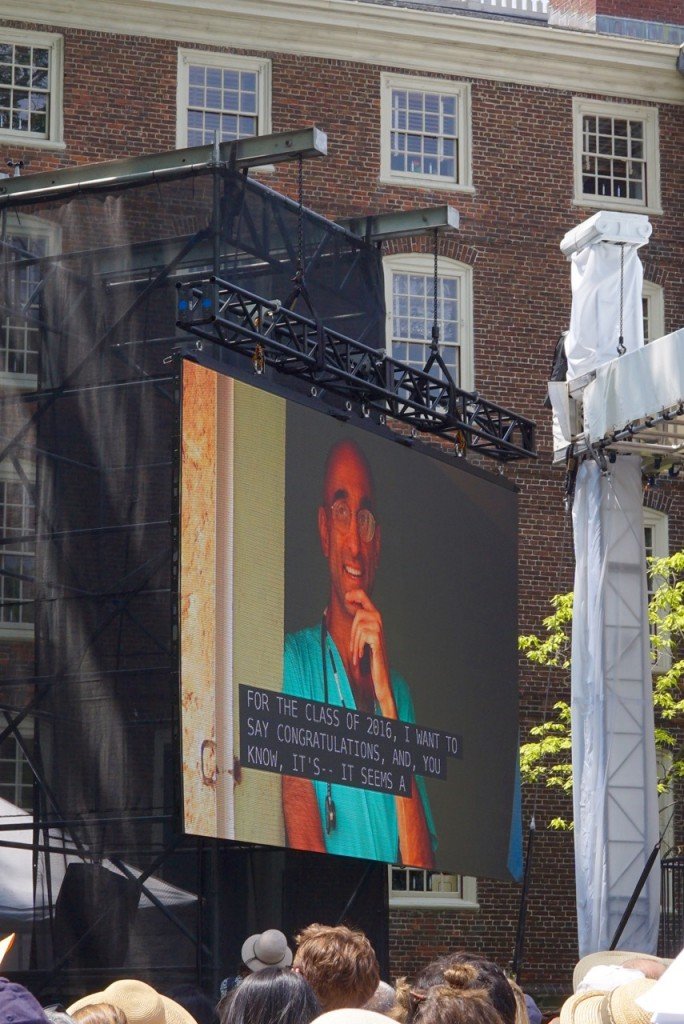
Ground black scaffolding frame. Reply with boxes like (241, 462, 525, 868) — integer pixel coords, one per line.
(0, 130, 535, 995)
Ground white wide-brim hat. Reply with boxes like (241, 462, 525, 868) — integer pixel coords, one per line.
(68, 979, 197, 1024)
(573, 951, 671, 993)
(241, 929, 293, 972)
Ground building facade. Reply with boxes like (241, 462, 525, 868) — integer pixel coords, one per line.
(0, 0, 682, 1000)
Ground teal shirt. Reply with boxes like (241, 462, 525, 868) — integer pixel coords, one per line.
(283, 624, 437, 862)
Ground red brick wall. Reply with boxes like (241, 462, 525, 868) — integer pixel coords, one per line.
(596, 0, 681, 21)
(0, 14, 681, 1003)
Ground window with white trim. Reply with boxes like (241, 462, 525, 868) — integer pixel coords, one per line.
(384, 253, 473, 391)
(0, 721, 33, 811)
(380, 74, 472, 192)
(0, 29, 63, 148)
(642, 281, 665, 344)
(176, 49, 271, 148)
(0, 213, 58, 389)
(0, 465, 35, 637)
(573, 98, 661, 214)
(389, 866, 477, 909)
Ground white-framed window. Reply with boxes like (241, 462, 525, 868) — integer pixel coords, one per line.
(644, 507, 669, 673)
(389, 866, 478, 909)
(0, 464, 35, 639)
(0, 212, 58, 389)
(0, 29, 64, 149)
(384, 253, 474, 391)
(176, 49, 271, 148)
(642, 281, 665, 344)
(0, 720, 33, 811)
(380, 74, 472, 192)
(572, 98, 661, 214)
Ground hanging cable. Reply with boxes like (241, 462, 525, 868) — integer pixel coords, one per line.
(617, 243, 626, 355)
(431, 228, 440, 351)
(296, 154, 304, 287)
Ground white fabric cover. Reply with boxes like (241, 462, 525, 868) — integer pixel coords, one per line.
(565, 242, 644, 381)
(571, 457, 660, 957)
(583, 329, 684, 443)
(0, 797, 196, 927)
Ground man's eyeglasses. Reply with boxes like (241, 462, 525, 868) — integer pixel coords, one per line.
(328, 500, 376, 543)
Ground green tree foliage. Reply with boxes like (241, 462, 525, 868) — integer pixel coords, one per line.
(519, 556, 684, 830)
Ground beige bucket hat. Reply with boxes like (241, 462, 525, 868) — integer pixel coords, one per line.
(68, 980, 197, 1024)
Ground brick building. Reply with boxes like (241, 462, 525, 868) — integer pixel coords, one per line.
(0, 0, 682, 1002)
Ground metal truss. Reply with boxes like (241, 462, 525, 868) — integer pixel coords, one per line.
(177, 277, 537, 461)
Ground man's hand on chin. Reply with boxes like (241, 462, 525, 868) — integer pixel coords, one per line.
(344, 588, 396, 718)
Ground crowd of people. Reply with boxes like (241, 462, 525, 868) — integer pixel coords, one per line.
(1, 925, 681, 1024)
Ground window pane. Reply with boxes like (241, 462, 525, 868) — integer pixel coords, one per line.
(581, 109, 648, 205)
(185, 59, 260, 143)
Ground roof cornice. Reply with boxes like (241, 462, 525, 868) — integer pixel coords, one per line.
(1, 0, 682, 105)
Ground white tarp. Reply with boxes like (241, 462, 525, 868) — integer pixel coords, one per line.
(583, 329, 684, 443)
(571, 457, 660, 956)
(563, 212, 650, 382)
(0, 798, 196, 927)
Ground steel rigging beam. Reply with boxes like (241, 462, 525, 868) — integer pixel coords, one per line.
(176, 276, 536, 462)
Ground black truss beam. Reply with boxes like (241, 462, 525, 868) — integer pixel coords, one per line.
(176, 277, 536, 462)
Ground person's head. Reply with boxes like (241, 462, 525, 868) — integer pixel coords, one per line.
(364, 983, 397, 1016)
(68, 981, 196, 1024)
(396, 966, 504, 1024)
(293, 924, 380, 1012)
(318, 442, 380, 615)
(70, 1005, 128, 1024)
(396, 954, 515, 1024)
(620, 958, 667, 981)
(218, 967, 319, 1024)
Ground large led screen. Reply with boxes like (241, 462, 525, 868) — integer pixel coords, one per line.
(180, 360, 520, 880)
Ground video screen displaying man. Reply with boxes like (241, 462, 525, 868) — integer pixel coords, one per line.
(281, 439, 437, 867)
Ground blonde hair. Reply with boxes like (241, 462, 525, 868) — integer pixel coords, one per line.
(71, 1004, 128, 1024)
(395, 965, 505, 1024)
(293, 923, 380, 1012)
(508, 980, 530, 1024)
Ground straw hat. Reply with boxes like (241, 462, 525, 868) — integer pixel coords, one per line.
(67, 980, 196, 1024)
(560, 978, 656, 1024)
(240, 929, 293, 972)
(573, 951, 669, 993)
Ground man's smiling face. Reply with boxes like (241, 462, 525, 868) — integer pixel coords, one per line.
(318, 440, 380, 618)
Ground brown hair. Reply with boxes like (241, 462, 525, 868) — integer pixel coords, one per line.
(395, 965, 506, 1024)
(293, 923, 380, 1012)
(71, 1005, 128, 1024)
(393, 955, 515, 1024)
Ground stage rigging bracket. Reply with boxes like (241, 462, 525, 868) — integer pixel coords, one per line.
(176, 275, 536, 462)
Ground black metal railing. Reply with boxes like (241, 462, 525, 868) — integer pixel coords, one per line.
(660, 856, 684, 957)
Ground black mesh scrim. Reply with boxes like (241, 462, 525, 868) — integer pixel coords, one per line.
(0, 165, 386, 994)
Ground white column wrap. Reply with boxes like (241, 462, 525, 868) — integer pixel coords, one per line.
(571, 456, 660, 956)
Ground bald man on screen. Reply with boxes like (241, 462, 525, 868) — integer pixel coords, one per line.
(281, 438, 436, 866)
